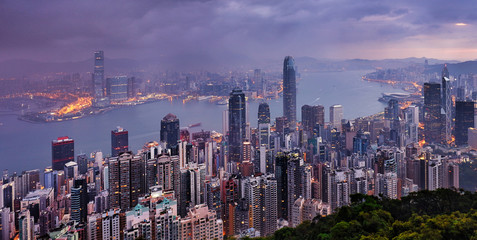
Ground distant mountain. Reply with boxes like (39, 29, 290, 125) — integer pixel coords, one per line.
(294, 56, 460, 72)
(425, 60, 477, 75)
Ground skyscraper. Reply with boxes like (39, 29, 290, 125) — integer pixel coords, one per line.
(111, 126, 128, 157)
(423, 82, 442, 144)
(52, 136, 74, 171)
(258, 102, 270, 124)
(160, 113, 180, 148)
(330, 105, 343, 132)
(455, 101, 475, 146)
(71, 178, 88, 223)
(275, 153, 289, 220)
(107, 76, 128, 102)
(301, 105, 325, 135)
(283, 56, 297, 128)
(228, 89, 246, 163)
(93, 51, 104, 99)
(442, 65, 452, 145)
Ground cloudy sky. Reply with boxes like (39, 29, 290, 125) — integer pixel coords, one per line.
(1, 0, 477, 65)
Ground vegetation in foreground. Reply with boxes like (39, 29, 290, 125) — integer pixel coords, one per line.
(250, 189, 477, 240)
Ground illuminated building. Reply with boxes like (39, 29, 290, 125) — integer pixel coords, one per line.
(423, 82, 442, 144)
(301, 104, 324, 135)
(71, 178, 88, 223)
(283, 56, 297, 127)
(275, 153, 289, 220)
(228, 89, 247, 163)
(442, 67, 452, 144)
(179, 204, 223, 240)
(52, 136, 74, 171)
(93, 51, 104, 99)
(160, 113, 180, 149)
(111, 126, 129, 157)
(258, 102, 270, 124)
(455, 101, 475, 146)
(330, 105, 343, 132)
(107, 76, 128, 102)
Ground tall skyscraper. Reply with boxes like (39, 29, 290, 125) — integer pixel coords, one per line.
(330, 105, 343, 132)
(423, 82, 442, 144)
(93, 51, 104, 99)
(52, 136, 74, 171)
(258, 102, 271, 124)
(283, 56, 297, 128)
(160, 113, 180, 148)
(108, 152, 144, 211)
(455, 101, 475, 146)
(301, 105, 325, 134)
(111, 126, 128, 157)
(275, 153, 289, 220)
(228, 89, 247, 163)
(442, 65, 452, 145)
(71, 178, 88, 223)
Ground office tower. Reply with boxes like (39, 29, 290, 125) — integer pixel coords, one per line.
(353, 130, 369, 154)
(228, 89, 247, 163)
(52, 136, 74, 171)
(64, 161, 78, 179)
(404, 105, 419, 144)
(455, 101, 475, 146)
(330, 105, 343, 132)
(179, 204, 223, 240)
(254, 69, 265, 95)
(423, 82, 442, 144)
(283, 56, 297, 128)
(301, 105, 325, 135)
(71, 179, 88, 223)
(258, 102, 271, 124)
(111, 126, 129, 157)
(93, 51, 104, 99)
(160, 113, 180, 148)
(275, 153, 289, 220)
(243, 174, 277, 236)
(22, 169, 40, 194)
(442, 74, 452, 145)
(107, 76, 128, 102)
(109, 152, 144, 211)
(76, 154, 88, 175)
(0, 208, 10, 240)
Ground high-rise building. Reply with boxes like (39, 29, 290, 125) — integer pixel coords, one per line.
(111, 126, 129, 157)
(228, 89, 247, 163)
(107, 76, 128, 102)
(455, 101, 475, 146)
(423, 82, 442, 144)
(179, 204, 223, 240)
(404, 105, 419, 144)
(93, 51, 105, 99)
(71, 178, 88, 223)
(108, 152, 144, 210)
(258, 102, 271, 124)
(0, 207, 10, 240)
(275, 153, 289, 220)
(330, 105, 343, 132)
(243, 174, 278, 236)
(442, 72, 452, 145)
(301, 105, 325, 135)
(283, 56, 297, 128)
(287, 156, 311, 221)
(160, 113, 180, 148)
(52, 136, 74, 171)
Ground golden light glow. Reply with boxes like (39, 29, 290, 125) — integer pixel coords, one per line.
(419, 139, 426, 147)
(56, 97, 93, 116)
(455, 23, 467, 26)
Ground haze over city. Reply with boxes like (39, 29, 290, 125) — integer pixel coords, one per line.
(2, 1, 477, 240)
(1, 0, 477, 67)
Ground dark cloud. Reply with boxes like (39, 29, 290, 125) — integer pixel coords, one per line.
(1, 0, 477, 68)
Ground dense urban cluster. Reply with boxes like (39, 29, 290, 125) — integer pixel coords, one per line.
(0, 54, 473, 240)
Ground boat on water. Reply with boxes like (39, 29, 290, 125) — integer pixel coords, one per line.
(188, 123, 201, 128)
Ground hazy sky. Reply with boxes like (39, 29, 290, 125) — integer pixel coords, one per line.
(1, 0, 477, 63)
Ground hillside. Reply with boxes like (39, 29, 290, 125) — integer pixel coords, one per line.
(252, 189, 477, 240)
